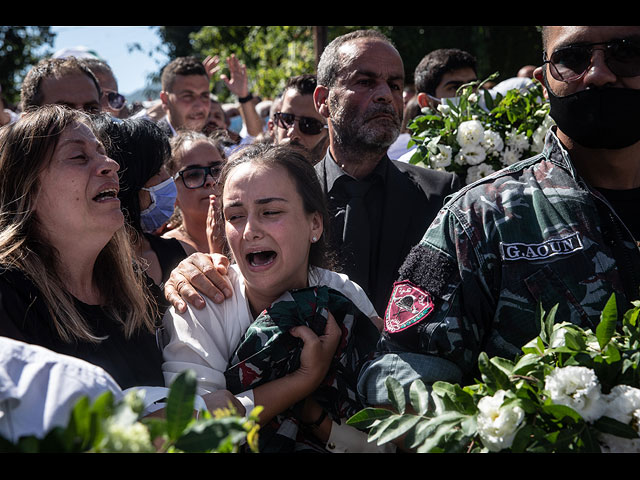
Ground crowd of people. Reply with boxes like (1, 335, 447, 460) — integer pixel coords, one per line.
(1, 25, 640, 453)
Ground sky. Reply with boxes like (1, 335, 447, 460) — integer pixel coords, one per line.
(46, 26, 170, 96)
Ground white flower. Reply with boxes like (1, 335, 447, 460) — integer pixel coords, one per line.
(477, 390, 525, 452)
(505, 129, 530, 152)
(481, 130, 504, 154)
(456, 120, 485, 147)
(597, 384, 640, 453)
(455, 144, 486, 166)
(500, 147, 522, 166)
(531, 126, 547, 153)
(599, 433, 640, 453)
(466, 163, 495, 184)
(468, 93, 478, 104)
(430, 144, 453, 168)
(101, 421, 154, 453)
(545, 366, 605, 422)
(437, 103, 451, 116)
(603, 385, 640, 426)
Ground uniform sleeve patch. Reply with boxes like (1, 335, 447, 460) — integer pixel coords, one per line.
(384, 280, 434, 333)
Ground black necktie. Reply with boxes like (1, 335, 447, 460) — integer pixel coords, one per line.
(341, 177, 372, 293)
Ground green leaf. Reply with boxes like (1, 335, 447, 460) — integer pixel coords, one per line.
(165, 370, 197, 442)
(409, 379, 430, 416)
(563, 328, 587, 351)
(374, 415, 422, 446)
(578, 426, 603, 452)
(544, 304, 559, 346)
(512, 353, 544, 376)
(385, 376, 406, 415)
(415, 418, 465, 453)
(593, 416, 640, 439)
(597, 294, 618, 350)
(541, 403, 583, 423)
(175, 417, 247, 453)
(478, 352, 511, 390)
(346, 408, 394, 429)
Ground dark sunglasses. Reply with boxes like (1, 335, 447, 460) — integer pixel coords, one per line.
(174, 163, 223, 189)
(543, 38, 640, 83)
(273, 111, 327, 135)
(104, 90, 126, 110)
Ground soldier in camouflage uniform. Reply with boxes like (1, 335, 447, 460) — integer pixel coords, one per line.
(358, 26, 640, 406)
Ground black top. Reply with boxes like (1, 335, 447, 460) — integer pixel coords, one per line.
(0, 267, 165, 389)
(145, 233, 188, 286)
(596, 186, 640, 241)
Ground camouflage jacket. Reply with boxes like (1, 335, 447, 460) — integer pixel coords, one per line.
(358, 130, 640, 404)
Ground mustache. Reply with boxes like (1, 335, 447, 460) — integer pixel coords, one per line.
(365, 104, 402, 124)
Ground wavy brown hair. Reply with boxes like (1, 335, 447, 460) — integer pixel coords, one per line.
(0, 105, 157, 343)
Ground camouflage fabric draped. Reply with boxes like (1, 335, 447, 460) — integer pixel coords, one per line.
(224, 285, 380, 453)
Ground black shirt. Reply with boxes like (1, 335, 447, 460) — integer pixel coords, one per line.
(596, 186, 640, 241)
(0, 267, 165, 389)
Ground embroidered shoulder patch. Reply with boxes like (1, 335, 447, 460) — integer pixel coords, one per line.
(384, 280, 434, 334)
(500, 232, 583, 262)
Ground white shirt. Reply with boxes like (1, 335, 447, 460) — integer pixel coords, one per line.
(161, 265, 397, 452)
(162, 264, 377, 410)
(0, 337, 123, 443)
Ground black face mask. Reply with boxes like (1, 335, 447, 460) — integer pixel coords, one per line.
(547, 85, 640, 150)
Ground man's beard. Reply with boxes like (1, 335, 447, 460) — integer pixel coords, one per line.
(281, 136, 329, 165)
(329, 97, 402, 154)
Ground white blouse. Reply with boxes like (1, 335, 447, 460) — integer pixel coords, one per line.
(162, 264, 377, 406)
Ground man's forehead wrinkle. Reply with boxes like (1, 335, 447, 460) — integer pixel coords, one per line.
(335, 41, 404, 83)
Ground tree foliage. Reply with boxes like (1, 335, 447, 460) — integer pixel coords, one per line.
(0, 26, 55, 106)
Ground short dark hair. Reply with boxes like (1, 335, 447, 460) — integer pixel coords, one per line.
(161, 56, 208, 92)
(167, 129, 227, 175)
(93, 115, 171, 235)
(20, 57, 102, 110)
(284, 74, 318, 96)
(219, 143, 334, 270)
(317, 29, 396, 88)
(414, 48, 477, 96)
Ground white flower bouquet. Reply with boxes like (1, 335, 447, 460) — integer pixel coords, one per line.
(348, 294, 640, 453)
(405, 74, 553, 185)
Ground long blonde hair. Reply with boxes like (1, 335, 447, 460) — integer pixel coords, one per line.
(0, 105, 157, 343)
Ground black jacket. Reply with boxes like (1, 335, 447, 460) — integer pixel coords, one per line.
(315, 152, 462, 315)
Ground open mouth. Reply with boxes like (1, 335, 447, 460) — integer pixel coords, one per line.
(93, 188, 118, 202)
(247, 250, 277, 267)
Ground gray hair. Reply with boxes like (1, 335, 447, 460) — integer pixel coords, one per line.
(316, 29, 396, 87)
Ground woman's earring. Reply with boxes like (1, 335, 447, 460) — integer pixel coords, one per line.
(312, 236, 317, 243)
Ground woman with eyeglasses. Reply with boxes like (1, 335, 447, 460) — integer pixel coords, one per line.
(163, 130, 229, 255)
(93, 115, 188, 287)
(0, 105, 164, 390)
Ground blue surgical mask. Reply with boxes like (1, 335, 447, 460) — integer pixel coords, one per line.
(228, 115, 243, 133)
(140, 177, 177, 233)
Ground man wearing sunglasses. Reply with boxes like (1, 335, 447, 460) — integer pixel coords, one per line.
(82, 58, 128, 118)
(358, 26, 640, 417)
(271, 74, 329, 164)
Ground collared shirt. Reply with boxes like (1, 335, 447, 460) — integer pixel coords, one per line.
(0, 337, 123, 443)
(358, 129, 640, 405)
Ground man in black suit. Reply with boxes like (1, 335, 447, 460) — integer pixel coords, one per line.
(313, 30, 461, 315)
